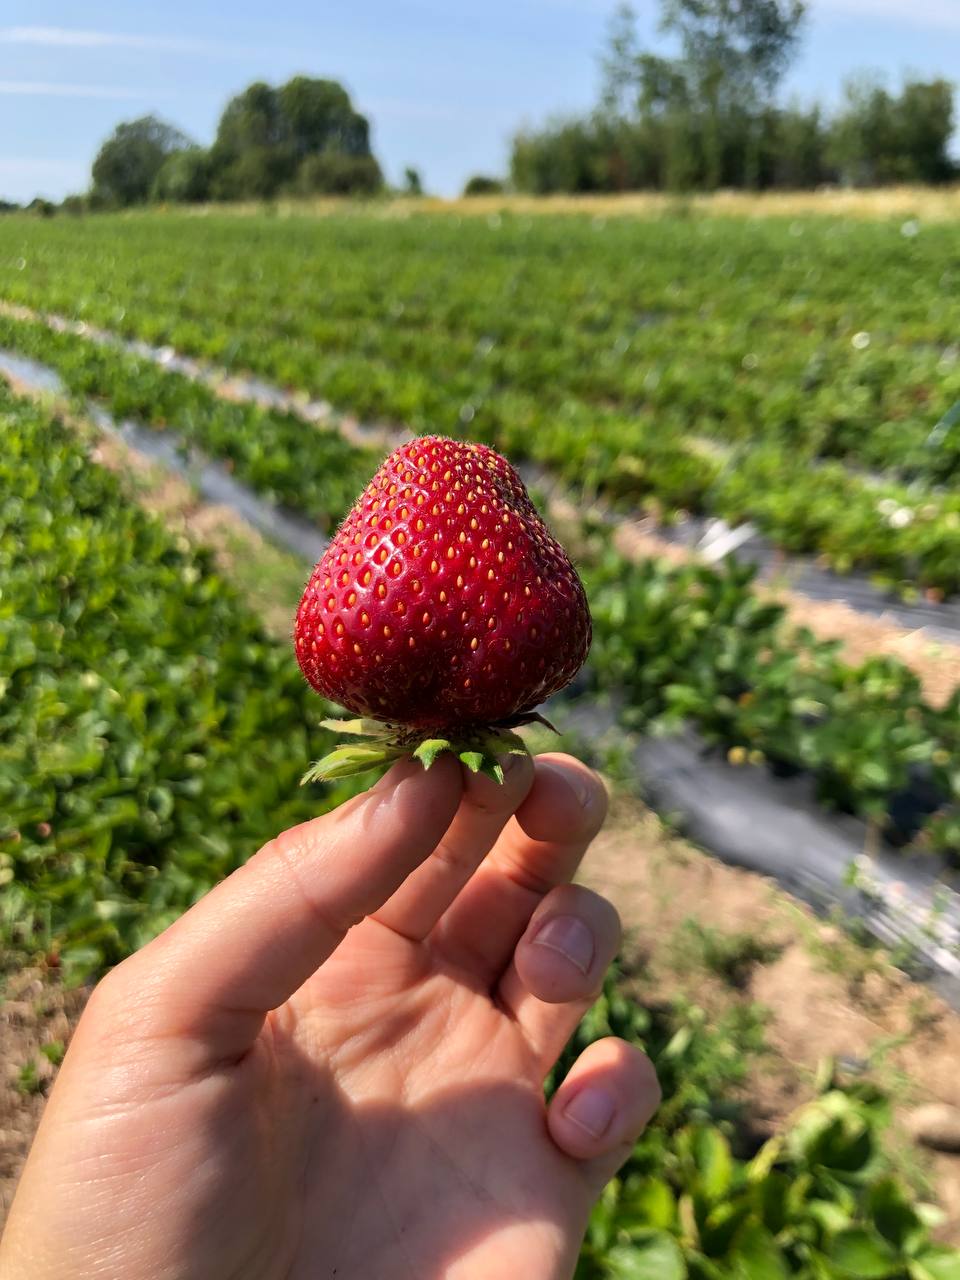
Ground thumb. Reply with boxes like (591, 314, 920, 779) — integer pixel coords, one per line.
(96, 755, 462, 1062)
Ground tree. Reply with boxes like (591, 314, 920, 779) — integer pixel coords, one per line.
(659, 0, 806, 187)
(599, 3, 642, 118)
(92, 115, 193, 207)
(827, 75, 955, 187)
(152, 148, 213, 203)
(403, 167, 424, 196)
(660, 0, 807, 104)
(279, 76, 372, 159)
(897, 78, 955, 184)
(295, 153, 382, 196)
(209, 76, 379, 199)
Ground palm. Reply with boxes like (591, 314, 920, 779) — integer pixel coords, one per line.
(3, 756, 658, 1280)
(268, 925, 592, 1279)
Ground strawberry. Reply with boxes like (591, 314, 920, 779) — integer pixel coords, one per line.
(295, 436, 591, 781)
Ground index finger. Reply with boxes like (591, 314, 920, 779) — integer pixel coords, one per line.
(99, 755, 462, 1064)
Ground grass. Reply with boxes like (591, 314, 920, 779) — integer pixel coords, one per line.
(668, 917, 785, 989)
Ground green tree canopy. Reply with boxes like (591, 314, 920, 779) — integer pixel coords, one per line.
(92, 115, 194, 207)
(151, 148, 213, 203)
(828, 74, 956, 186)
(210, 76, 381, 198)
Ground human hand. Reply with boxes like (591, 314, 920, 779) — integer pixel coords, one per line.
(1, 753, 659, 1280)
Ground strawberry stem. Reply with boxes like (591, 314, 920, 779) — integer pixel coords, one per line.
(301, 719, 538, 785)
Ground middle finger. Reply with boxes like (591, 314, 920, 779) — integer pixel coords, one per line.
(432, 754, 608, 987)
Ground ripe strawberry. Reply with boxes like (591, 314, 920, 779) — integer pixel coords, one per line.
(295, 436, 591, 780)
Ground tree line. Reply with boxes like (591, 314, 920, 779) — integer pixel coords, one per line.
(4, 5, 957, 214)
(511, 0, 956, 194)
(15, 76, 385, 214)
(96, 76, 384, 207)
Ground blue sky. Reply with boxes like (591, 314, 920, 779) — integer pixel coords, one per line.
(1, 0, 958, 202)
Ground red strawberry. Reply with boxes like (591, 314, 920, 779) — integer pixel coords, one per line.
(295, 436, 590, 780)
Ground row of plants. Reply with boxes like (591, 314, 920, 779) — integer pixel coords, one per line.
(0, 313, 379, 532)
(2, 212, 957, 465)
(0, 384, 363, 979)
(3, 384, 954, 1273)
(563, 964, 960, 1279)
(3, 316, 958, 855)
(580, 547, 960, 859)
(3, 212, 960, 590)
(7, 306, 960, 608)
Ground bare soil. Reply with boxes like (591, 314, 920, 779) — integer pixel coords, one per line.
(0, 963, 86, 1225)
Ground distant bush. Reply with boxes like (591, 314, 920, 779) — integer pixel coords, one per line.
(295, 152, 383, 196)
(59, 194, 89, 216)
(462, 174, 505, 196)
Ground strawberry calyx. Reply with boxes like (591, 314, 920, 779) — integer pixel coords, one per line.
(301, 712, 557, 786)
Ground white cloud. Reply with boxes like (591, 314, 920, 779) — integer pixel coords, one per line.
(812, 0, 960, 26)
(0, 26, 234, 53)
(0, 80, 155, 99)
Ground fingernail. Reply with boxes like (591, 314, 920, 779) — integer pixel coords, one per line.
(564, 769, 594, 808)
(563, 1087, 615, 1138)
(501, 752, 525, 777)
(531, 915, 594, 974)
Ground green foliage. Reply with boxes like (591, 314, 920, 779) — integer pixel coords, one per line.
(515, 2, 953, 193)
(91, 115, 195, 208)
(669, 919, 783, 988)
(3, 213, 960, 849)
(582, 549, 960, 850)
(295, 153, 383, 197)
(0, 312, 378, 532)
(0, 387, 362, 977)
(209, 76, 382, 200)
(151, 148, 213, 204)
(462, 175, 506, 196)
(403, 167, 425, 197)
(828, 76, 956, 188)
(40, 1039, 66, 1066)
(565, 965, 960, 1278)
(15, 1061, 42, 1095)
(5, 210, 960, 591)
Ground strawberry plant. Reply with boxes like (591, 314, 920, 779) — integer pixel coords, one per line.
(0, 385, 362, 977)
(561, 965, 960, 1279)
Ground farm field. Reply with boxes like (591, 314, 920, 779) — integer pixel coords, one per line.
(3, 210, 960, 855)
(3, 200, 960, 1275)
(3, 209, 960, 593)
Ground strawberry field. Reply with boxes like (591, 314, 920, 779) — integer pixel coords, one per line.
(3, 204, 960, 1274)
(1, 226, 960, 865)
(3, 210, 960, 592)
